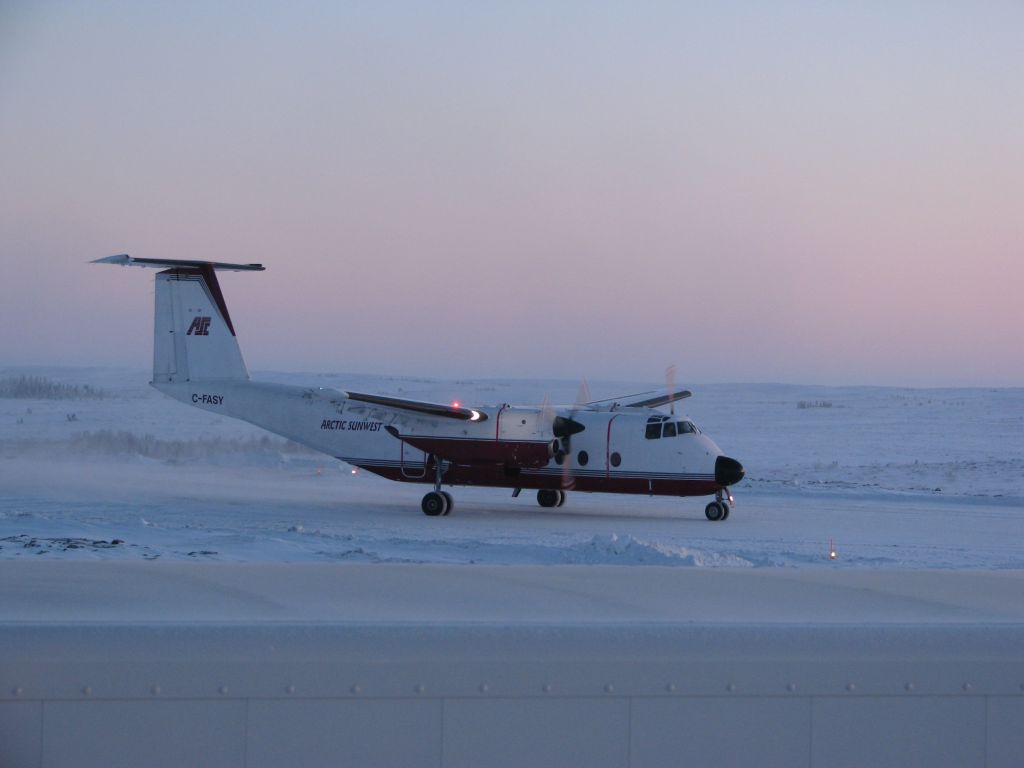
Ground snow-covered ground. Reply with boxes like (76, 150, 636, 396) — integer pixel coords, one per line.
(3, 368, 1023, 768)
(2, 366, 1022, 569)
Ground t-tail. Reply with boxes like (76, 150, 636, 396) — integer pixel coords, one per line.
(92, 255, 264, 384)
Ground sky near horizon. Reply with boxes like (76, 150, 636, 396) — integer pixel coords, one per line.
(1, 2, 1021, 387)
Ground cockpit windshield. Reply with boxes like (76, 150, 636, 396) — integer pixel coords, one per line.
(644, 416, 700, 439)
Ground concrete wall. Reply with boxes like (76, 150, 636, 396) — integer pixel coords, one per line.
(4, 623, 1024, 768)
(3, 563, 1023, 767)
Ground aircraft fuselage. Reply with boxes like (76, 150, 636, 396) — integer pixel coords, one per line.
(156, 380, 728, 497)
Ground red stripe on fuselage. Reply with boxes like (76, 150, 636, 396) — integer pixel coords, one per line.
(354, 462, 719, 497)
(394, 435, 552, 468)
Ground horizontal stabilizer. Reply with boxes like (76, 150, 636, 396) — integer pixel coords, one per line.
(92, 255, 265, 272)
(623, 390, 693, 409)
(345, 391, 488, 422)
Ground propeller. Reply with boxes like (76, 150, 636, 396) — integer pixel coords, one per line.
(666, 364, 677, 417)
(535, 393, 554, 433)
(558, 379, 591, 490)
(535, 391, 585, 474)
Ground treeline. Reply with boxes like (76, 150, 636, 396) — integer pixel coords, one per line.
(65, 431, 311, 460)
(796, 400, 833, 409)
(0, 375, 108, 400)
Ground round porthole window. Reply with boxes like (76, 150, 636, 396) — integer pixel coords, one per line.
(577, 450, 589, 466)
(610, 452, 621, 467)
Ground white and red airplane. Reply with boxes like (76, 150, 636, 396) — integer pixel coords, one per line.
(96, 255, 745, 519)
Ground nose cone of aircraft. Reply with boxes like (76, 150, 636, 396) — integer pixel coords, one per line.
(715, 455, 745, 486)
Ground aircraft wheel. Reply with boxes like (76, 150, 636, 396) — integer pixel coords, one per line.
(537, 489, 560, 508)
(720, 501, 730, 520)
(422, 491, 448, 517)
(556, 490, 567, 507)
(705, 501, 725, 521)
(441, 491, 454, 516)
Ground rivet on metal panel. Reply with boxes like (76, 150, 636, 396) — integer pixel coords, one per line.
(786, 682, 797, 693)
(962, 682, 972, 692)
(218, 685, 229, 696)
(285, 685, 296, 695)
(726, 683, 737, 693)
(904, 682, 915, 692)
(542, 684, 553, 694)
(845, 682, 856, 692)
(479, 684, 490, 694)
(604, 684, 615, 694)
(11, 687, 23, 697)
(415, 684, 425, 694)
(151, 685, 161, 696)
(350, 685, 362, 695)
(81, 686, 92, 697)
(665, 683, 676, 693)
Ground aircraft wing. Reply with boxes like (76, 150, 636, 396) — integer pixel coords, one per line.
(622, 390, 692, 409)
(344, 391, 488, 422)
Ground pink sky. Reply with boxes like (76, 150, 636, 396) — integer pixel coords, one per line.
(2, 3, 1021, 385)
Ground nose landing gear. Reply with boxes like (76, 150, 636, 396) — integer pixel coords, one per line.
(705, 489, 733, 521)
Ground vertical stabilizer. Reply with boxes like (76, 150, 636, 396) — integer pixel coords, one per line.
(92, 255, 263, 383)
(153, 266, 248, 382)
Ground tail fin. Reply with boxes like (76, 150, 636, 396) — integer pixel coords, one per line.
(93, 255, 264, 383)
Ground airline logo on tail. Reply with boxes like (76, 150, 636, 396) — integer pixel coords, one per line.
(186, 317, 212, 336)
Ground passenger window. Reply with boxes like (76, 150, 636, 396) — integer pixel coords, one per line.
(662, 422, 677, 438)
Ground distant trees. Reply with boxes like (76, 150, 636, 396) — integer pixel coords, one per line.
(0, 375, 108, 400)
(66, 431, 309, 461)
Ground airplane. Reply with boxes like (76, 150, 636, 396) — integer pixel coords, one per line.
(94, 255, 745, 520)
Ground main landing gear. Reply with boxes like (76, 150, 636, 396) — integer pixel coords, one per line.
(421, 490, 453, 516)
(537, 489, 567, 508)
(704, 489, 733, 521)
(421, 456, 454, 516)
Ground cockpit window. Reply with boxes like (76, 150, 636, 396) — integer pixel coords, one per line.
(646, 416, 700, 438)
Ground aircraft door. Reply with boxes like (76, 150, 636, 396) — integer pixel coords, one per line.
(399, 440, 428, 478)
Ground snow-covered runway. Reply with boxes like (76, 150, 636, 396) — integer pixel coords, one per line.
(2, 458, 1022, 570)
